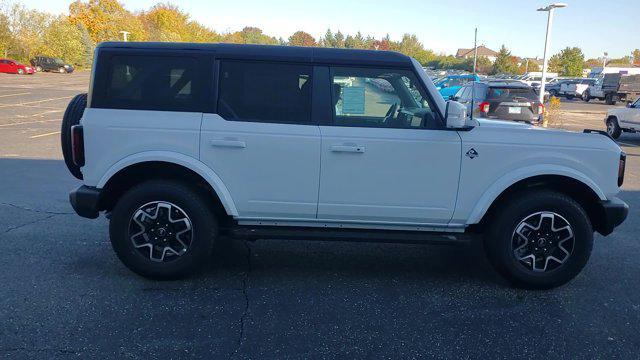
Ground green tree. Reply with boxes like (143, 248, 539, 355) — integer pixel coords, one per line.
(548, 47, 585, 76)
(491, 45, 519, 75)
(633, 49, 640, 65)
(0, 13, 14, 58)
(5, 3, 51, 62)
(222, 27, 277, 45)
(344, 31, 365, 49)
(394, 34, 434, 65)
(37, 15, 85, 65)
(288, 31, 316, 47)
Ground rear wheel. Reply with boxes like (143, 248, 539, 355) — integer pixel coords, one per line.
(566, 94, 574, 100)
(484, 190, 593, 289)
(606, 117, 622, 139)
(109, 180, 217, 279)
(582, 91, 590, 102)
(605, 94, 617, 105)
(58, 67, 66, 74)
(35, 66, 42, 72)
(17, 68, 24, 75)
(61, 93, 87, 179)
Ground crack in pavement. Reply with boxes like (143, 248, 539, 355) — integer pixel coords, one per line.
(3, 214, 57, 234)
(230, 240, 252, 360)
(0, 202, 75, 215)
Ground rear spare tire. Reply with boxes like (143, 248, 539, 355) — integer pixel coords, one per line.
(61, 93, 87, 179)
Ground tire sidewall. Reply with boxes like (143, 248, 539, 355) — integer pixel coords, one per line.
(109, 181, 217, 279)
(486, 191, 593, 289)
(607, 117, 621, 139)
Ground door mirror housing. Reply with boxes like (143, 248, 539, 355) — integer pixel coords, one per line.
(445, 100, 470, 129)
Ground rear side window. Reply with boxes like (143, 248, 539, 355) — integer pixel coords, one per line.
(94, 55, 201, 112)
(217, 61, 313, 124)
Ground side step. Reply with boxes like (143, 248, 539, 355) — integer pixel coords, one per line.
(225, 226, 473, 245)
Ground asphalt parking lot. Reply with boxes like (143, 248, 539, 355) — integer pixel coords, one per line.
(1, 72, 639, 359)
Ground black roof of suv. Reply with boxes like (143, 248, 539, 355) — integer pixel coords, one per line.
(96, 42, 414, 68)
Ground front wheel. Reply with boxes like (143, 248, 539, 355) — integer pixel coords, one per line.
(109, 180, 217, 279)
(17, 68, 24, 75)
(607, 117, 622, 139)
(58, 67, 66, 74)
(484, 190, 593, 289)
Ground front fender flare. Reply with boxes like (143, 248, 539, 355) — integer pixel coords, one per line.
(97, 151, 239, 217)
(465, 164, 607, 225)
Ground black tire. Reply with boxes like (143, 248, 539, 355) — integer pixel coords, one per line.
(17, 68, 24, 75)
(61, 93, 87, 179)
(109, 180, 217, 279)
(566, 95, 574, 100)
(606, 117, 622, 139)
(549, 89, 557, 97)
(605, 94, 617, 105)
(484, 190, 593, 290)
(582, 91, 590, 102)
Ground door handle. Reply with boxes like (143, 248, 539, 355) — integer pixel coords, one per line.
(210, 139, 246, 148)
(330, 144, 365, 153)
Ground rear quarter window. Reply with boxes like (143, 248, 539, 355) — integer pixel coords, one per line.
(92, 53, 205, 112)
(488, 87, 538, 101)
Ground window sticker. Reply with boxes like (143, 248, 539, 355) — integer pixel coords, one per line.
(341, 86, 366, 115)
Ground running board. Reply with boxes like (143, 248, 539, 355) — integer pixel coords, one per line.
(225, 226, 473, 245)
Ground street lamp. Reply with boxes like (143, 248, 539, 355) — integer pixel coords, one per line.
(537, 3, 567, 104)
(119, 31, 130, 42)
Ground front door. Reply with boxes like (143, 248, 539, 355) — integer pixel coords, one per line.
(318, 67, 462, 225)
(200, 60, 321, 220)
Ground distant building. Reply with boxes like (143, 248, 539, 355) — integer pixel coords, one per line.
(455, 46, 499, 63)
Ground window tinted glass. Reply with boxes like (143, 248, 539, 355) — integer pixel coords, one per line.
(101, 55, 199, 112)
(488, 87, 538, 101)
(218, 61, 312, 124)
(331, 67, 440, 129)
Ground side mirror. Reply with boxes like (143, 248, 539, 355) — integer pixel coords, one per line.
(449, 95, 459, 101)
(445, 101, 469, 129)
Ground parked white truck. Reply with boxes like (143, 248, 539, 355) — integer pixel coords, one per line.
(62, 42, 628, 289)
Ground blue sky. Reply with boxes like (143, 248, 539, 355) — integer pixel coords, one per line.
(16, 0, 640, 59)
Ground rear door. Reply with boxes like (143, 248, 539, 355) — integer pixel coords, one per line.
(317, 66, 461, 225)
(200, 60, 321, 220)
(0, 60, 8, 73)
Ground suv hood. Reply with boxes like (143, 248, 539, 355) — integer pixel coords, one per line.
(472, 118, 620, 151)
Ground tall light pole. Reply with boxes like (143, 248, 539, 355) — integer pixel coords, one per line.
(537, 3, 567, 104)
(472, 28, 478, 74)
(119, 31, 130, 42)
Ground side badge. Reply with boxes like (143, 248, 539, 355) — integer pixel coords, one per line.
(466, 148, 479, 159)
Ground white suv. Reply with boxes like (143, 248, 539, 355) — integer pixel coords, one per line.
(606, 97, 640, 139)
(62, 43, 628, 289)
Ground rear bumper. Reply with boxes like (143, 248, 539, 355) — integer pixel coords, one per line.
(69, 185, 101, 219)
(596, 197, 629, 236)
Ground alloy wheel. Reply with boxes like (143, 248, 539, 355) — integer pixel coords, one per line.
(128, 201, 193, 262)
(511, 211, 575, 272)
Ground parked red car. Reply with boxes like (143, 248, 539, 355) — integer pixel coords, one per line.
(0, 59, 35, 75)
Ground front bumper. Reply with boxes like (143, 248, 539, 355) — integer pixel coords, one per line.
(595, 197, 629, 236)
(69, 185, 101, 219)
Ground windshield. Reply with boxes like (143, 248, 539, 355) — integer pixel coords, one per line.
(488, 87, 538, 101)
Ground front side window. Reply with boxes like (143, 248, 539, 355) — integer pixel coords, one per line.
(331, 67, 440, 129)
(101, 55, 199, 112)
(217, 61, 312, 124)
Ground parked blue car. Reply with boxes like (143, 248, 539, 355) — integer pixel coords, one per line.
(435, 74, 481, 99)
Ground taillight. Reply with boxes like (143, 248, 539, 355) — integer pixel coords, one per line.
(479, 101, 490, 114)
(537, 104, 545, 115)
(618, 152, 626, 187)
(71, 125, 85, 167)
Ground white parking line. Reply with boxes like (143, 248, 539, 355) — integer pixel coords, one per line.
(0, 119, 60, 127)
(0, 92, 30, 98)
(29, 131, 60, 139)
(0, 96, 73, 108)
